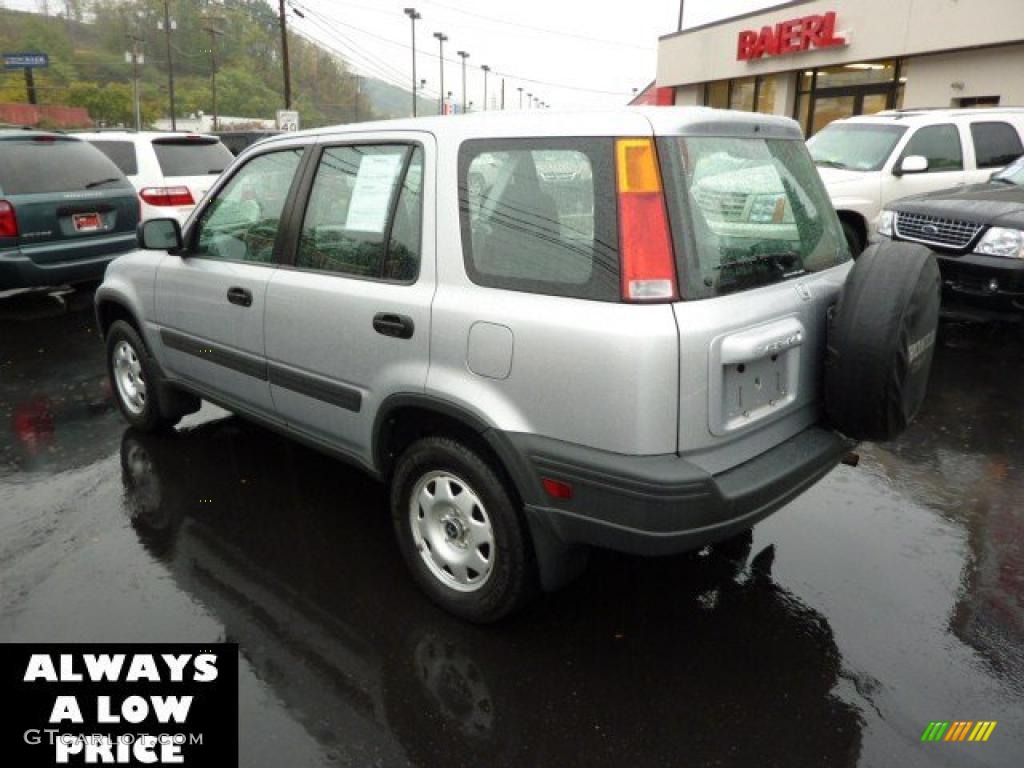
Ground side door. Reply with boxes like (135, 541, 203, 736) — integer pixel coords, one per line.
(881, 123, 967, 205)
(264, 134, 434, 464)
(154, 144, 308, 414)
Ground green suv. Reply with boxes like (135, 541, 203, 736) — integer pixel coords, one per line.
(0, 131, 139, 290)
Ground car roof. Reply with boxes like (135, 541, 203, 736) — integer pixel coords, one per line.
(72, 130, 221, 142)
(828, 107, 1024, 127)
(0, 129, 83, 141)
(254, 107, 803, 149)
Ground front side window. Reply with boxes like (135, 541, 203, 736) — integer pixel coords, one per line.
(296, 144, 422, 280)
(660, 136, 849, 299)
(807, 123, 907, 172)
(970, 122, 1024, 169)
(193, 148, 304, 263)
(900, 124, 963, 172)
(458, 139, 618, 301)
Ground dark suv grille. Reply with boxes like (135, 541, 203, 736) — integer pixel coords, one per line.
(895, 212, 984, 250)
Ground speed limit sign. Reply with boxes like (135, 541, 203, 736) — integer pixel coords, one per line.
(276, 110, 300, 131)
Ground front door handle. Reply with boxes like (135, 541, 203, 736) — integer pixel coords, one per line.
(226, 286, 252, 307)
(373, 312, 414, 339)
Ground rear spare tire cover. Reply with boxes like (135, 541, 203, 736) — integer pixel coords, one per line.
(825, 240, 940, 442)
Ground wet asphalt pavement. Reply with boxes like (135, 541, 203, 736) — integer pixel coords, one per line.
(1, 286, 1022, 768)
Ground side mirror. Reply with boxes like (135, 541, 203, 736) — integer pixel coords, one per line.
(138, 218, 183, 252)
(894, 155, 928, 176)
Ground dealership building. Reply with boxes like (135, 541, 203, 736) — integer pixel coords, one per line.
(656, 0, 1024, 134)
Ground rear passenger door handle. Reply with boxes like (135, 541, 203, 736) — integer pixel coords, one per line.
(226, 286, 253, 307)
(373, 313, 414, 339)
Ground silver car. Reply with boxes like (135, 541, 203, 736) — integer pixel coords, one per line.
(96, 108, 940, 622)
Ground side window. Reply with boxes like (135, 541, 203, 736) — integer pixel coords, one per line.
(194, 148, 304, 263)
(458, 139, 619, 301)
(970, 122, 1024, 168)
(296, 144, 421, 280)
(901, 124, 963, 172)
(90, 141, 139, 176)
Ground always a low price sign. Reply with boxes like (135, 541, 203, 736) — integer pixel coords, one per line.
(2, 644, 237, 766)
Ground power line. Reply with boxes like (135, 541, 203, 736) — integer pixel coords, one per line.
(289, 1, 628, 97)
(422, 0, 654, 51)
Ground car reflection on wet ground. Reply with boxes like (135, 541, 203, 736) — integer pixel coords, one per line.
(1, 287, 1021, 768)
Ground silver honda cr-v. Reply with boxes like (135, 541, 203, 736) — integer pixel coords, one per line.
(96, 108, 940, 622)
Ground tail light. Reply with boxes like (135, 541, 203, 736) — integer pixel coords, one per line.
(139, 187, 195, 207)
(615, 137, 677, 302)
(0, 200, 18, 238)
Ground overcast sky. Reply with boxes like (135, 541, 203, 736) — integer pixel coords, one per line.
(3, 0, 783, 109)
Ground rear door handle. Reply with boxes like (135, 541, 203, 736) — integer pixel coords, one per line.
(226, 286, 252, 307)
(373, 312, 414, 339)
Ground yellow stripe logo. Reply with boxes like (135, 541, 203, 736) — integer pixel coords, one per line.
(921, 721, 996, 742)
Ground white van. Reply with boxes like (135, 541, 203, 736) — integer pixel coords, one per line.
(807, 108, 1024, 254)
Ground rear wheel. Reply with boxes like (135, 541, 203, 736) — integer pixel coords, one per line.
(106, 320, 180, 432)
(390, 436, 537, 622)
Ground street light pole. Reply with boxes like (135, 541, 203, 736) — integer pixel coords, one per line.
(433, 32, 447, 115)
(517, 86, 523, 109)
(126, 34, 143, 130)
(456, 50, 468, 114)
(481, 64, 490, 111)
(419, 78, 426, 115)
(204, 25, 224, 131)
(160, 0, 176, 130)
(403, 8, 420, 117)
(526, 92, 532, 109)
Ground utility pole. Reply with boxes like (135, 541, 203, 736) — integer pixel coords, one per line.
(353, 74, 361, 122)
(677, 0, 686, 31)
(456, 50, 468, 114)
(501, 78, 505, 110)
(160, 0, 176, 130)
(517, 86, 523, 109)
(278, 0, 292, 109)
(433, 32, 446, 115)
(204, 25, 223, 131)
(403, 8, 420, 117)
(125, 34, 144, 130)
(481, 65, 490, 111)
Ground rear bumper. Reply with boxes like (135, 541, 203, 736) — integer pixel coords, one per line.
(0, 245, 128, 289)
(503, 425, 852, 557)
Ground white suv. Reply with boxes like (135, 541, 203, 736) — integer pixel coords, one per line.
(77, 131, 234, 225)
(808, 109, 1024, 254)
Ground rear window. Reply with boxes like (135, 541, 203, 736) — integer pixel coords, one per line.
(458, 138, 619, 301)
(152, 137, 233, 177)
(970, 122, 1024, 169)
(659, 136, 849, 299)
(88, 140, 139, 176)
(0, 137, 131, 195)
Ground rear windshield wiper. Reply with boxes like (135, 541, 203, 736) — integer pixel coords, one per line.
(814, 159, 850, 170)
(84, 177, 123, 189)
(208, 169, 224, 174)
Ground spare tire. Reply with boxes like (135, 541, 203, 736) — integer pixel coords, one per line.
(825, 240, 941, 442)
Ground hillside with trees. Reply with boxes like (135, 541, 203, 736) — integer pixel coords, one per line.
(0, 0, 397, 128)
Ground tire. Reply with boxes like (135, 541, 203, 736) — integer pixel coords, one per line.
(390, 436, 538, 623)
(106, 319, 180, 432)
(825, 240, 941, 442)
(840, 218, 864, 258)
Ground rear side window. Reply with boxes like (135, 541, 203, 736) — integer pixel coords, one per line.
(152, 137, 233, 177)
(89, 140, 139, 176)
(659, 136, 849, 299)
(296, 144, 423, 281)
(970, 122, 1024, 168)
(458, 138, 619, 301)
(900, 124, 963, 172)
(0, 137, 130, 195)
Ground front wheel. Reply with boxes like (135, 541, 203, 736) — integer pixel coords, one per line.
(390, 437, 537, 623)
(106, 320, 180, 432)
